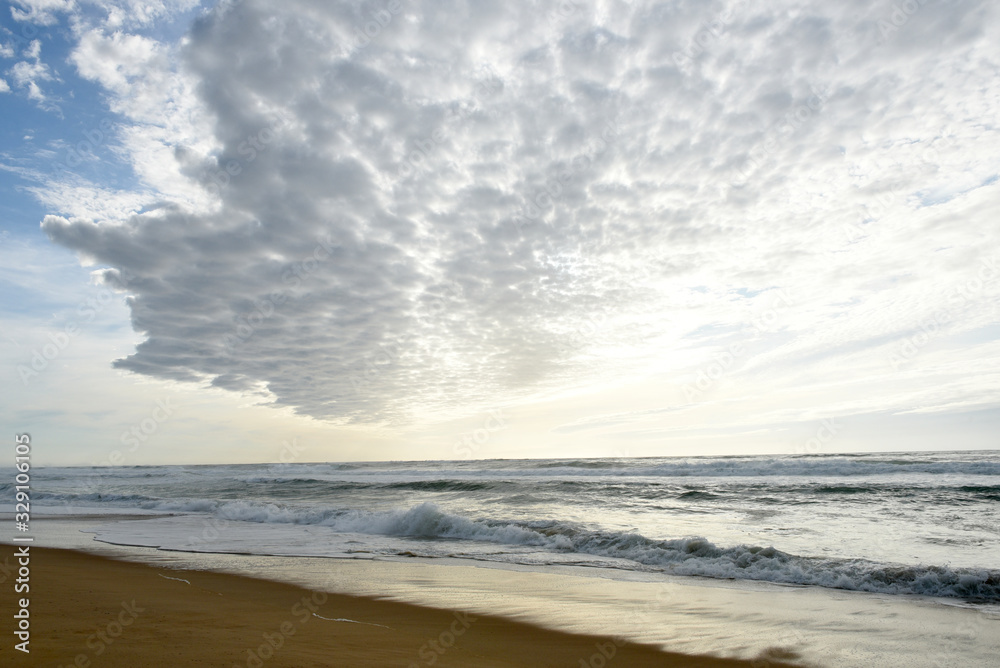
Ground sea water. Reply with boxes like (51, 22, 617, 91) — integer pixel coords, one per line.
(8, 450, 1000, 666)
(19, 450, 1000, 601)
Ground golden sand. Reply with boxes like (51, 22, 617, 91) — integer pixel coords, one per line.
(2, 547, 781, 667)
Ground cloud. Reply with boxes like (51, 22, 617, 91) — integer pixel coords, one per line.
(70, 30, 162, 95)
(95, 0, 202, 29)
(6, 39, 54, 104)
(9, 0, 198, 28)
(0, 77, 9, 93)
(40, 0, 1000, 426)
(8, 0, 76, 25)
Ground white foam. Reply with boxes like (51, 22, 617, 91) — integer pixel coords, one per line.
(312, 614, 391, 629)
(88, 502, 1000, 602)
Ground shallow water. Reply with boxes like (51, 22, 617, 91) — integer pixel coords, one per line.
(14, 451, 1000, 601)
(9, 517, 1000, 668)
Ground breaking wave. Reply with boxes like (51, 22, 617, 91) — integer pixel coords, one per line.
(133, 499, 1000, 602)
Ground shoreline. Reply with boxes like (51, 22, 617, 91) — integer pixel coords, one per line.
(2, 546, 776, 667)
(4, 517, 1000, 666)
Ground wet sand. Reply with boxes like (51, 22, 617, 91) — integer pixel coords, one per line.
(1, 547, 775, 667)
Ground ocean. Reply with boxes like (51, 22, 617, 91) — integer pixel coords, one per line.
(25, 450, 1000, 603)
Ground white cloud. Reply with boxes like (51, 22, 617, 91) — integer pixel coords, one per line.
(30, 181, 158, 223)
(9, 0, 76, 25)
(24, 37, 40, 58)
(71, 30, 165, 99)
(97, 0, 202, 29)
(39, 0, 1000, 429)
(6, 39, 54, 105)
(67, 26, 218, 208)
(9, 0, 199, 28)
(0, 77, 10, 93)
(0, 160, 155, 220)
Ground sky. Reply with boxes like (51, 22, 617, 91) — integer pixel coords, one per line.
(1, 0, 998, 466)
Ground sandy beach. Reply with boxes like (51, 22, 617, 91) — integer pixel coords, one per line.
(1, 547, 774, 667)
(3, 1, 999, 667)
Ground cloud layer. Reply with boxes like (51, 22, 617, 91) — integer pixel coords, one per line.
(38, 0, 1000, 425)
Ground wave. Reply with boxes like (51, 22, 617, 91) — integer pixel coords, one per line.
(957, 485, 1000, 501)
(31, 491, 158, 504)
(814, 485, 875, 494)
(533, 459, 630, 469)
(369, 505, 1000, 601)
(150, 500, 1000, 602)
(208, 477, 502, 493)
(677, 490, 721, 500)
(29, 478, 1000, 515)
(550, 459, 1000, 478)
(302, 456, 1000, 479)
(383, 480, 497, 492)
(20, 452, 1000, 487)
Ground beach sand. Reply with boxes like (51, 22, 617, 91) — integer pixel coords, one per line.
(2, 547, 776, 667)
